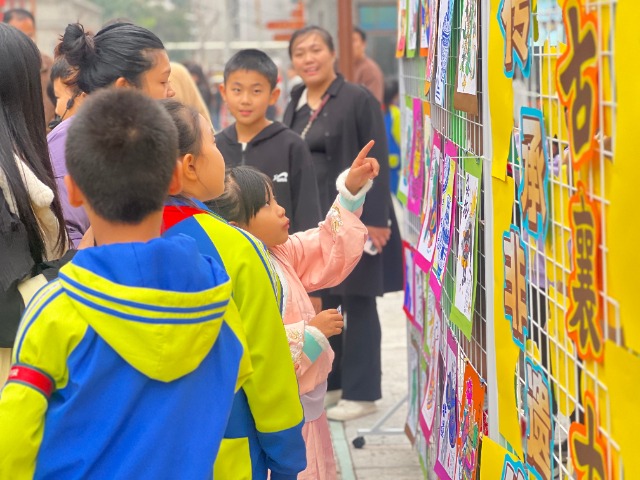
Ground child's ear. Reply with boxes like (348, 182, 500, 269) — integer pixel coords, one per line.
(269, 87, 281, 106)
(180, 153, 198, 181)
(168, 160, 183, 195)
(219, 83, 227, 102)
(113, 77, 134, 89)
(64, 175, 86, 208)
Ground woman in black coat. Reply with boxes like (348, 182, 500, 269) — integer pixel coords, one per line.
(283, 25, 403, 421)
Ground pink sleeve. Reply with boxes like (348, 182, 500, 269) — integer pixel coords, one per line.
(272, 196, 368, 293)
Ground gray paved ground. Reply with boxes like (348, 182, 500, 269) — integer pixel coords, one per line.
(330, 291, 424, 479)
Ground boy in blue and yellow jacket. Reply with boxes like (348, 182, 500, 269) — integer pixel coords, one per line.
(0, 89, 252, 479)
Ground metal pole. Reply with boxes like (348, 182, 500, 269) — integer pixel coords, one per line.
(336, 0, 354, 81)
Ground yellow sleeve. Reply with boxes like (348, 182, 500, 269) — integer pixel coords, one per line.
(222, 299, 253, 392)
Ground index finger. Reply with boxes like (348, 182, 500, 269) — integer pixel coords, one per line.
(357, 140, 375, 160)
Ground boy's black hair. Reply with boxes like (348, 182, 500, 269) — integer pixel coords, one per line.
(57, 22, 165, 94)
(3, 8, 35, 25)
(65, 89, 179, 224)
(160, 99, 203, 157)
(289, 25, 335, 58)
(353, 26, 366, 42)
(206, 166, 273, 226)
(223, 49, 278, 90)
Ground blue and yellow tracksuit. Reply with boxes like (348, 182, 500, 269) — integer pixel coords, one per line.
(162, 201, 306, 480)
(0, 235, 252, 479)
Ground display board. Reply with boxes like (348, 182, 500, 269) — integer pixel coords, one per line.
(395, 0, 635, 478)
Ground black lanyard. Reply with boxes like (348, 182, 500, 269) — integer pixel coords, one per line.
(300, 93, 330, 139)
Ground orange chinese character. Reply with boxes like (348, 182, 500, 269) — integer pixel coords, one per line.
(525, 359, 553, 480)
(519, 108, 549, 240)
(503, 226, 528, 349)
(556, 0, 599, 168)
(498, 0, 532, 77)
(569, 392, 609, 480)
(566, 182, 603, 362)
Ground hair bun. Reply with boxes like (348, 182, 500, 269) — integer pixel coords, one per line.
(58, 23, 97, 69)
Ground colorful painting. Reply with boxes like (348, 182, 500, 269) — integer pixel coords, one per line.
(568, 391, 609, 480)
(403, 241, 416, 321)
(407, 98, 425, 215)
(454, 363, 485, 480)
(450, 159, 482, 340)
(419, 0, 430, 56)
(457, 0, 479, 95)
(420, 290, 441, 441)
(412, 267, 426, 333)
(405, 331, 421, 443)
(415, 130, 442, 273)
(524, 358, 554, 480)
(425, 0, 439, 90)
(566, 182, 603, 362)
(434, 329, 459, 480)
(397, 96, 413, 204)
(430, 140, 457, 301)
(518, 107, 550, 242)
(497, 0, 532, 77)
(396, 0, 409, 57)
(407, 0, 420, 57)
(434, 0, 455, 105)
(423, 285, 437, 358)
(503, 224, 529, 351)
(556, 0, 599, 168)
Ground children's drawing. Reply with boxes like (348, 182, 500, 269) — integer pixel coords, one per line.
(503, 224, 529, 351)
(568, 391, 609, 480)
(566, 182, 603, 362)
(396, 0, 409, 57)
(423, 285, 437, 358)
(415, 130, 442, 273)
(407, 0, 420, 57)
(405, 332, 421, 443)
(497, 0, 532, 78)
(518, 107, 550, 241)
(454, 363, 485, 480)
(524, 358, 554, 480)
(419, 0, 430, 56)
(556, 0, 599, 168)
(420, 291, 441, 441)
(457, 0, 479, 95)
(451, 167, 481, 339)
(424, 0, 439, 90)
(412, 267, 426, 332)
(403, 241, 416, 321)
(430, 140, 457, 301)
(407, 98, 425, 215)
(397, 96, 413, 204)
(434, 329, 459, 480)
(434, 0, 455, 105)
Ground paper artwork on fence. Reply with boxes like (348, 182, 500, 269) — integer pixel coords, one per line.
(397, 96, 413, 204)
(450, 161, 481, 340)
(566, 182, 603, 363)
(454, 363, 485, 480)
(425, 0, 439, 91)
(430, 140, 457, 301)
(413, 267, 426, 332)
(408, 98, 425, 215)
(407, 0, 420, 57)
(405, 331, 421, 443)
(518, 107, 550, 242)
(480, 437, 526, 480)
(434, 0, 455, 106)
(457, 0, 479, 96)
(423, 285, 437, 358)
(524, 358, 554, 480)
(419, 0, 430, 56)
(503, 224, 529, 351)
(568, 391, 609, 480)
(415, 130, 442, 273)
(396, 0, 409, 57)
(434, 329, 459, 480)
(420, 291, 441, 442)
(403, 241, 415, 321)
(497, 0, 532, 78)
(556, 0, 599, 169)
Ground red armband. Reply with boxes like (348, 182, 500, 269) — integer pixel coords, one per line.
(7, 364, 55, 399)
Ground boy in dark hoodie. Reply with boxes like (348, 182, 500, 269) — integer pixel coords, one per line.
(0, 89, 251, 479)
(217, 49, 322, 233)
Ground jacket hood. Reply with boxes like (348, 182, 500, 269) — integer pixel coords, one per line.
(219, 121, 288, 146)
(57, 235, 232, 382)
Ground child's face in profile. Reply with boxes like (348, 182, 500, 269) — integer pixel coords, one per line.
(192, 114, 226, 201)
(244, 189, 290, 248)
(140, 50, 176, 100)
(220, 70, 279, 128)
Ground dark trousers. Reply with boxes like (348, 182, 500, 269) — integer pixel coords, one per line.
(325, 293, 382, 401)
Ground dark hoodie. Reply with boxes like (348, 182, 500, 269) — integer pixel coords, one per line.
(216, 122, 322, 233)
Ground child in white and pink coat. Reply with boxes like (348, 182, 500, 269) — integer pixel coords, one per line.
(207, 141, 380, 479)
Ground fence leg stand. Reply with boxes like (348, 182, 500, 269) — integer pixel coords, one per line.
(352, 394, 409, 449)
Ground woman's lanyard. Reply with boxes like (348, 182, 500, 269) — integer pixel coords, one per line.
(300, 93, 331, 139)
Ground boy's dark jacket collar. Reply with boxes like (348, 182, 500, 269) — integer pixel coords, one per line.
(218, 121, 288, 146)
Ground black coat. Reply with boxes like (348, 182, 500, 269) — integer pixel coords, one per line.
(283, 75, 403, 297)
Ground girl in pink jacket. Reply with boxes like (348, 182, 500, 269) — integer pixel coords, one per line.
(207, 142, 379, 479)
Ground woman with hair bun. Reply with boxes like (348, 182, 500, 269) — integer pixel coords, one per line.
(0, 24, 68, 381)
(48, 22, 176, 246)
